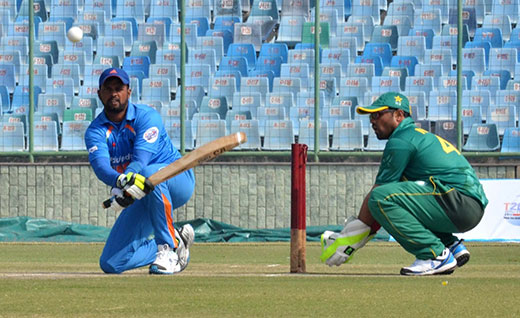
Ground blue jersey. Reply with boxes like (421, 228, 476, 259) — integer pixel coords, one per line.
(85, 103, 180, 186)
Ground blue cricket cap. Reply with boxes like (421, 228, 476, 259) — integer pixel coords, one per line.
(99, 68, 130, 88)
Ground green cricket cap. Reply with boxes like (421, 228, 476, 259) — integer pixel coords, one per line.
(356, 92, 411, 115)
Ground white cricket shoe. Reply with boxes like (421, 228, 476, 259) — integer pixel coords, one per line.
(149, 244, 181, 275)
(176, 224, 195, 272)
(400, 248, 457, 276)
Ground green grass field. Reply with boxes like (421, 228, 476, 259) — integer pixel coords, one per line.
(1, 242, 519, 317)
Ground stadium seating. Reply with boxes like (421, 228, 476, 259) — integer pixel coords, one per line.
(0, 121, 25, 151)
(331, 120, 364, 150)
(463, 123, 500, 151)
(263, 119, 294, 150)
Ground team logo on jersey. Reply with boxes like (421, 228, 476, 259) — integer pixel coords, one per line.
(88, 145, 98, 153)
(143, 127, 159, 143)
(394, 95, 402, 106)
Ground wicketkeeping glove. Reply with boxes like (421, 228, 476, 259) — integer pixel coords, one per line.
(116, 172, 155, 200)
(320, 217, 374, 267)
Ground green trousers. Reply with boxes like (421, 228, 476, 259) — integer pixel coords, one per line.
(368, 179, 484, 260)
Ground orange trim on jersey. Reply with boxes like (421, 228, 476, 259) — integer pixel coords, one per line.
(106, 125, 114, 140)
(124, 124, 136, 135)
(161, 193, 177, 248)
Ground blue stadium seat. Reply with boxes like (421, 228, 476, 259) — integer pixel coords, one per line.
(471, 75, 501, 103)
(414, 9, 442, 35)
(257, 105, 286, 136)
(276, 16, 305, 48)
(37, 93, 67, 122)
(336, 22, 364, 51)
(60, 121, 90, 151)
(339, 77, 369, 102)
(428, 90, 457, 120)
(225, 109, 252, 134)
(474, 27, 503, 48)
(408, 27, 435, 49)
(196, 119, 227, 147)
(434, 120, 460, 147)
(123, 56, 151, 78)
(391, 56, 419, 76)
(84, 0, 112, 21)
(331, 119, 364, 150)
(281, 63, 310, 91)
(219, 56, 249, 77)
(200, 95, 229, 120)
(424, 0, 450, 23)
(234, 22, 263, 51)
(259, 43, 288, 64)
(487, 105, 517, 135)
(188, 48, 217, 74)
(115, 0, 145, 23)
(415, 119, 432, 131)
(227, 43, 256, 71)
(397, 36, 426, 63)
(46, 78, 74, 104)
(402, 90, 427, 119)
(354, 56, 383, 77)
(483, 69, 511, 90)
(382, 66, 408, 91)
(352, 0, 381, 24)
(149, 0, 178, 21)
(137, 23, 167, 48)
(186, 1, 211, 22)
(141, 78, 171, 104)
(437, 75, 467, 92)
(0, 64, 15, 93)
(363, 43, 392, 68)
(347, 15, 374, 43)
(263, 119, 294, 150)
(214, 0, 242, 23)
(461, 47, 486, 75)
(232, 92, 262, 117)
(255, 56, 283, 77)
(488, 48, 518, 75)
(371, 76, 401, 95)
(240, 77, 269, 104)
(463, 123, 500, 151)
(322, 105, 352, 135)
(456, 105, 483, 135)
(404, 76, 435, 100)
(150, 64, 178, 93)
(208, 76, 236, 105)
(462, 90, 491, 120)
(501, 127, 520, 152)
(491, 0, 520, 24)
(105, 21, 134, 52)
(370, 25, 399, 50)
(298, 119, 329, 151)
(130, 40, 158, 64)
(0, 121, 25, 151)
(415, 64, 444, 78)
(496, 89, 520, 119)
(323, 48, 350, 75)
(272, 77, 302, 99)
(33, 120, 59, 151)
(465, 40, 491, 66)
(230, 119, 261, 149)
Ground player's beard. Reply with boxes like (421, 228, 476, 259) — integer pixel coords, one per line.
(104, 97, 127, 114)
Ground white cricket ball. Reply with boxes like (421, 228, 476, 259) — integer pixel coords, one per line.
(67, 26, 83, 43)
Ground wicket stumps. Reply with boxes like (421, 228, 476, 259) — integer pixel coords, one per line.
(290, 143, 308, 273)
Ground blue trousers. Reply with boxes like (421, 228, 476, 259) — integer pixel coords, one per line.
(100, 164, 195, 274)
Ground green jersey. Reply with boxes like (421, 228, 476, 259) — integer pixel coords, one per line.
(375, 117, 488, 208)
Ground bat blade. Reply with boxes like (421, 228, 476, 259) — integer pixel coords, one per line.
(103, 132, 247, 208)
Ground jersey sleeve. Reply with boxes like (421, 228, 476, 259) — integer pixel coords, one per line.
(132, 109, 165, 153)
(85, 124, 110, 162)
(375, 137, 415, 184)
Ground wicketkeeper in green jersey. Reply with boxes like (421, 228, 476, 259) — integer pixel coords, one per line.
(320, 92, 488, 276)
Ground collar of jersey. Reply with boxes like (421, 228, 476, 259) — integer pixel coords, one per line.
(99, 102, 136, 125)
(390, 117, 415, 138)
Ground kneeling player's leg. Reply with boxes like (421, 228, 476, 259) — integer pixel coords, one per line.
(99, 198, 157, 274)
(368, 181, 459, 260)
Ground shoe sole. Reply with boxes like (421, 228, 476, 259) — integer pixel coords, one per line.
(455, 253, 470, 267)
(400, 258, 457, 276)
(149, 265, 174, 275)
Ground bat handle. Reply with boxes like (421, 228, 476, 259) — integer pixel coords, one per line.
(102, 197, 113, 209)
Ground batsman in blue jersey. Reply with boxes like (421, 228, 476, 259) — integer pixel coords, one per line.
(85, 68, 195, 275)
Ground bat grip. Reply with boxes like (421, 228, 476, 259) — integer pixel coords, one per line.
(102, 197, 113, 209)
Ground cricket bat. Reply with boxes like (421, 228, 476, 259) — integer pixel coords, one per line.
(103, 132, 247, 208)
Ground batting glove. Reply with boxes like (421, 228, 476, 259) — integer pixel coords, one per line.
(117, 173, 155, 200)
(109, 187, 135, 212)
